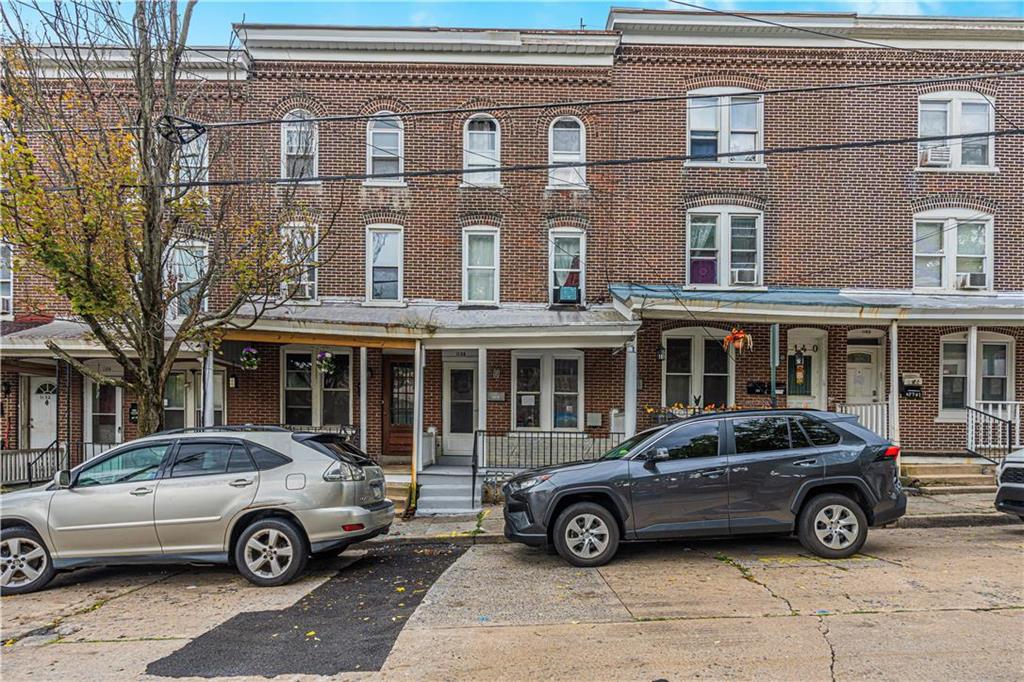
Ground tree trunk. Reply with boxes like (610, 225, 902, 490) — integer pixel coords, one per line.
(136, 388, 165, 436)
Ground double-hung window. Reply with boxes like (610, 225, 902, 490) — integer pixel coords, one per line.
(365, 225, 403, 303)
(281, 223, 317, 301)
(463, 115, 500, 186)
(281, 109, 317, 181)
(662, 329, 733, 408)
(686, 207, 763, 287)
(547, 117, 586, 189)
(550, 229, 585, 305)
(462, 227, 499, 305)
(169, 240, 208, 318)
(918, 92, 995, 170)
(912, 210, 993, 291)
(1, 241, 12, 317)
(512, 351, 584, 430)
(687, 89, 763, 166)
(176, 133, 208, 188)
(939, 332, 1015, 417)
(366, 113, 404, 185)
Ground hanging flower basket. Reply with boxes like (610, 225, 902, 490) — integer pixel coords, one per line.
(316, 350, 336, 375)
(723, 327, 754, 354)
(239, 346, 260, 371)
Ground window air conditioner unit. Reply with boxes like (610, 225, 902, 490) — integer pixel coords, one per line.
(283, 281, 314, 300)
(730, 268, 757, 285)
(920, 146, 951, 167)
(956, 272, 987, 290)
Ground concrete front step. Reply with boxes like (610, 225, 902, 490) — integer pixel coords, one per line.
(918, 484, 998, 495)
(379, 454, 412, 467)
(904, 474, 997, 487)
(902, 463, 997, 477)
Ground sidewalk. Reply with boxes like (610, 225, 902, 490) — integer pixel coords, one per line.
(372, 492, 1018, 545)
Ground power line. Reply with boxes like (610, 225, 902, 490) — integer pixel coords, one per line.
(17, 69, 1023, 136)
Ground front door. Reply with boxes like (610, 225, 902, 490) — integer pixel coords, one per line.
(627, 420, 730, 538)
(846, 347, 880, 404)
(787, 351, 824, 409)
(48, 441, 173, 558)
(154, 440, 259, 554)
(28, 377, 58, 449)
(726, 415, 825, 533)
(443, 363, 476, 456)
(382, 356, 414, 456)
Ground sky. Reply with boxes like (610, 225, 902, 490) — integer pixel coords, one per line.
(27, 1, 1023, 45)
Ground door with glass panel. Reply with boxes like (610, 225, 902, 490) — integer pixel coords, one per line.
(86, 380, 122, 462)
(383, 356, 414, 456)
(443, 363, 476, 456)
(163, 373, 188, 430)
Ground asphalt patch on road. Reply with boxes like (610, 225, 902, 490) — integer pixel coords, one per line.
(146, 542, 466, 678)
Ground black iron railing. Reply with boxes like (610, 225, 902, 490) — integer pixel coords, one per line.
(473, 430, 626, 472)
(966, 406, 1015, 463)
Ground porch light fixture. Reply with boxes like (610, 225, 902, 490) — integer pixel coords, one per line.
(656, 344, 666, 362)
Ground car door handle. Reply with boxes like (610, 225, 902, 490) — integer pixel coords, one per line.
(700, 469, 727, 478)
(229, 479, 254, 488)
(129, 487, 153, 496)
(731, 466, 748, 473)
(793, 459, 819, 466)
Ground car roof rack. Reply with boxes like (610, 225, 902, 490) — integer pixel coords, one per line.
(152, 424, 292, 436)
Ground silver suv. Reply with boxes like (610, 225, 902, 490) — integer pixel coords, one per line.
(0, 427, 394, 594)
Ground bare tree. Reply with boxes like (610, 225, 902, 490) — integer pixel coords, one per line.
(1, 0, 334, 434)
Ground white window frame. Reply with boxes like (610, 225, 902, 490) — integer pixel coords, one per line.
(462, 114, 501, 187)
(917, 91, 997, 172)
(912, 208, 994, 293)
(280, 223, 318, 302)
(280, 345, 354, 428)
(661, 327, 736, 409)
(1, 241, 13, 319)
(546, 116, 587, 190)
(686, 87, 765, 168)
(461, 226, 500, 305)
(168, 239, 209, 318)
(365, 112, 405, 186)
(938, 331, 1016, 421)
(364, 224, 404, 305)
(510, 350, 585, 432)
(280, 109, 319, 182)
(685, 206, 764, 288)
(548, 227, 586, 306)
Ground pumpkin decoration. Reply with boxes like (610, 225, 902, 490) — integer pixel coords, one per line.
(722, 327, 753, 354)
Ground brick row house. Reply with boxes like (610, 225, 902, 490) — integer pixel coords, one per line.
(2, 9, 1022, 511)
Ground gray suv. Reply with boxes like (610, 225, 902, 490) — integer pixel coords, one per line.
(1, 427, 393, 594)
(503, 410, 906, 567)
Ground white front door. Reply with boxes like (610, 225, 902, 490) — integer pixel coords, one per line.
(28, 377, 58, 449)
(846, 348, 881, 404)
(443, 363, 477, 456)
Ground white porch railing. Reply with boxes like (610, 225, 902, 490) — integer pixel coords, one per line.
(968, 401, 1022, 455)
(835, 403, 889, 439)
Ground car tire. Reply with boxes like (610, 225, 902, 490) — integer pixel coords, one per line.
(798, 493, 869, 559)
(234, 518, 309, 587)
(552, 502, 620, 568)
(1, 526, 57, 595)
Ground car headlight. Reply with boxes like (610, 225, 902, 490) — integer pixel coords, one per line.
(323, 461, 366, 482)
(507, 474, 551, 494)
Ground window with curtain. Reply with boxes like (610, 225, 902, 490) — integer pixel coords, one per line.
(548, 117, 586, 188)
(367, 113, 404, 183)
(170, 241, 208, 317)
(687, 208, 762, 287)
(918, 93, 994, 169)
(550, 232, 584, 305)
(463, 116, 500, 186)
(280, 224, 317, 300)
(463, 229, 498, 304)
(281, 109, 317, 180)
(687, 90, 763, 165)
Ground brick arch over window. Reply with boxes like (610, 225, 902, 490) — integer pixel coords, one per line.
(681, 193, 767, 212)
(358, 97, 410, 116)
(681, 73, 768, 92)
(272, 94, 327, 119)
(544, 213, 590, 232)
(361, 209, 407, 226)
(910, 193, 998, 215)
(456, 212, 503, 230)
(918, 81, 999, 97)
(534, 107, 593, 135)
(447, 98, 513, 135)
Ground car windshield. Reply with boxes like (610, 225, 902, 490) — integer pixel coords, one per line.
(600, 428, 663, 460)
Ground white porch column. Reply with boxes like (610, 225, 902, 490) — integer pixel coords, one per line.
(477, 347, 488, 429)
(412, 340, 424, 481)
(202, 347, 214, 427)
(888, 321, 900, 448)
(624, 338, 638, 438)
(966, 325, 978, 411)
(359, 347, 368, 452)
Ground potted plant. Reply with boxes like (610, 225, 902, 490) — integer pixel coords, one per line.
(316, 350, 336, 375)
(723, 327, 753, 354)
(239, 346, 260, 371)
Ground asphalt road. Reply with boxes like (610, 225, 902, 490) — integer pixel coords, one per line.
(1, 525, 1021, 680)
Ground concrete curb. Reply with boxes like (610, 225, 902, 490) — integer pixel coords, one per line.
(362, 532, 508, 547)
(893, 513, 1020, 529)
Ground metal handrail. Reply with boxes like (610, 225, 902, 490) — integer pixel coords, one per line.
(966, 405, 1014, 463)
(26, 439, 60, 486)
(474, 430, 626, 471)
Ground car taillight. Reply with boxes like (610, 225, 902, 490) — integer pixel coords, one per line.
(342, 523, 365, 532)
(883, 445, 900, 458)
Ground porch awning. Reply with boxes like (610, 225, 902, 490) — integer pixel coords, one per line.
(609, 283, 1024, 326)
(232, 300, 640, 349)
(0, 318, 206, 357)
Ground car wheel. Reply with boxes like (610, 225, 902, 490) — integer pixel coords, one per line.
(798, 493, 868, 559)
(234, 518, 309, 587)
(552, 502, 620, 568)
(1, 526, 56, 595)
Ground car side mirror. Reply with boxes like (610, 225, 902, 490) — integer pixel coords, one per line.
(644, 447, 670, 468)
(53, 469, 71, 489)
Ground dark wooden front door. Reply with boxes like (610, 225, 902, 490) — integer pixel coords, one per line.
(382, 356, 414, 456)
